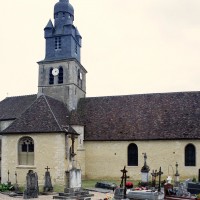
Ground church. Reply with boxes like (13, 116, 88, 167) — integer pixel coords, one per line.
(0, 0, 200, 187)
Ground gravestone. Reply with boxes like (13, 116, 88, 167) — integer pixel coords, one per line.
(43, 166, 53, 193)
(23, 170, 39, 199)
(69, 168, 81, 188)
(141, 153, 150, 186)
(14, 172, 20, 193)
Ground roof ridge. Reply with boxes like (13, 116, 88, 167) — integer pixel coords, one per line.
(84, 91, 200, 99)
(43, 95, 63, 131)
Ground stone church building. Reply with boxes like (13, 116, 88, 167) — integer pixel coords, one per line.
(0, 0, 200, 187)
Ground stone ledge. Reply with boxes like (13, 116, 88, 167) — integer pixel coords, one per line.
(16, 165, 36, 169)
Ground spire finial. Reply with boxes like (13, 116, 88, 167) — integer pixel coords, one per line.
(60, 0, 69, 2)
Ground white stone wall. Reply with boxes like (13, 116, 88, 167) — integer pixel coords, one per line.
(84, 140, 200, 180)
(1, 133, 68, 186)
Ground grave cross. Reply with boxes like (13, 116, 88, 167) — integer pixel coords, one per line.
(151, 170, 157, 187)
(143, 153, 147, 166)
(120, 166, 130, 199)
(7, 170, 10, 182)
(15, 171, 18, 184)
(45, 166, 50, 172)
(157, 167, 163, 192)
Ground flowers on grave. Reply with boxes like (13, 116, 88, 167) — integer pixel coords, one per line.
(135, 186, 147, 190)
(125, 182, 133, 189)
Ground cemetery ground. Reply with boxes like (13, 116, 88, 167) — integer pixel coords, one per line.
(0, 191, 113, 200)
(0, 179, 127, 199)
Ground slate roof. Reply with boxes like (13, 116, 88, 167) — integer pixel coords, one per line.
(0, 95, 37, 120)
(2, 95, 75, 134)
(72, 91, 200, 141)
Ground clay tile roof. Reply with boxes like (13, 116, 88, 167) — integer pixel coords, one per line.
(74, 91, 200, 141)
(0, 95, 37, 120)
(2, 95, 72, 134)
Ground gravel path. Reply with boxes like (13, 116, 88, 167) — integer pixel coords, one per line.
(0, 191, 114, 200)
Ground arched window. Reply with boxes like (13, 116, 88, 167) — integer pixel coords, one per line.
(49, 68, 54, 85)
(58, 66, 63, 84)
(18, 137, 34, 165)
(128, 143, 138, 166)
(185, 144, 196, 166)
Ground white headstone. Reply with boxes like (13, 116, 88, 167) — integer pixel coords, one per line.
(69, 168, 81, 188)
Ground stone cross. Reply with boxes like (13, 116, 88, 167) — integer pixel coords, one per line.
(143, 153, 147, 165)
(141, 153, 150, 172)
(45, 166, 50, 172)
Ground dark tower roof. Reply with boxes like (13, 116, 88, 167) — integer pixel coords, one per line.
(44, 19, 54, 29)
(42, 0, 81, 62)
(54, 0, 74, 17)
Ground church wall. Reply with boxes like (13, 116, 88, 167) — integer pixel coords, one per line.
(1, 133, 68, 187)
(84, 140, 200, 180)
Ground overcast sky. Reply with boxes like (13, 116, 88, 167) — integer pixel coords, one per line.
(1, 0, 200, 101)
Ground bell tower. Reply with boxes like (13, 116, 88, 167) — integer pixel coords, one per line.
(37, 0, 86, 111)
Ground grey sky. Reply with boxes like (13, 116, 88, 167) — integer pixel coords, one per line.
(1, 0, 200, 100)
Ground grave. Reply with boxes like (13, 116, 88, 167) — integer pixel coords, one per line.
(13, 171, 20, 194)
(127, 189, 164, 200)
(23, 170, 39, 199)
(187, 170, 200, 195)
(95, 181, 117, 190)
(53, 133, 94, 200)
(7, 170, 11, 186)
(141, 153, 150, 186)
(43, 166, 53, 193)
(114, 166, 164, 200)
(164, 182, 192, 199)
(114, 166, 130, 199)
(187, 182, 200, 195)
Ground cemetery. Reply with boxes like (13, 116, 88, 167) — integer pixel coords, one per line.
(0, 153, 200, 200)
(1, 0, 200, 199)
